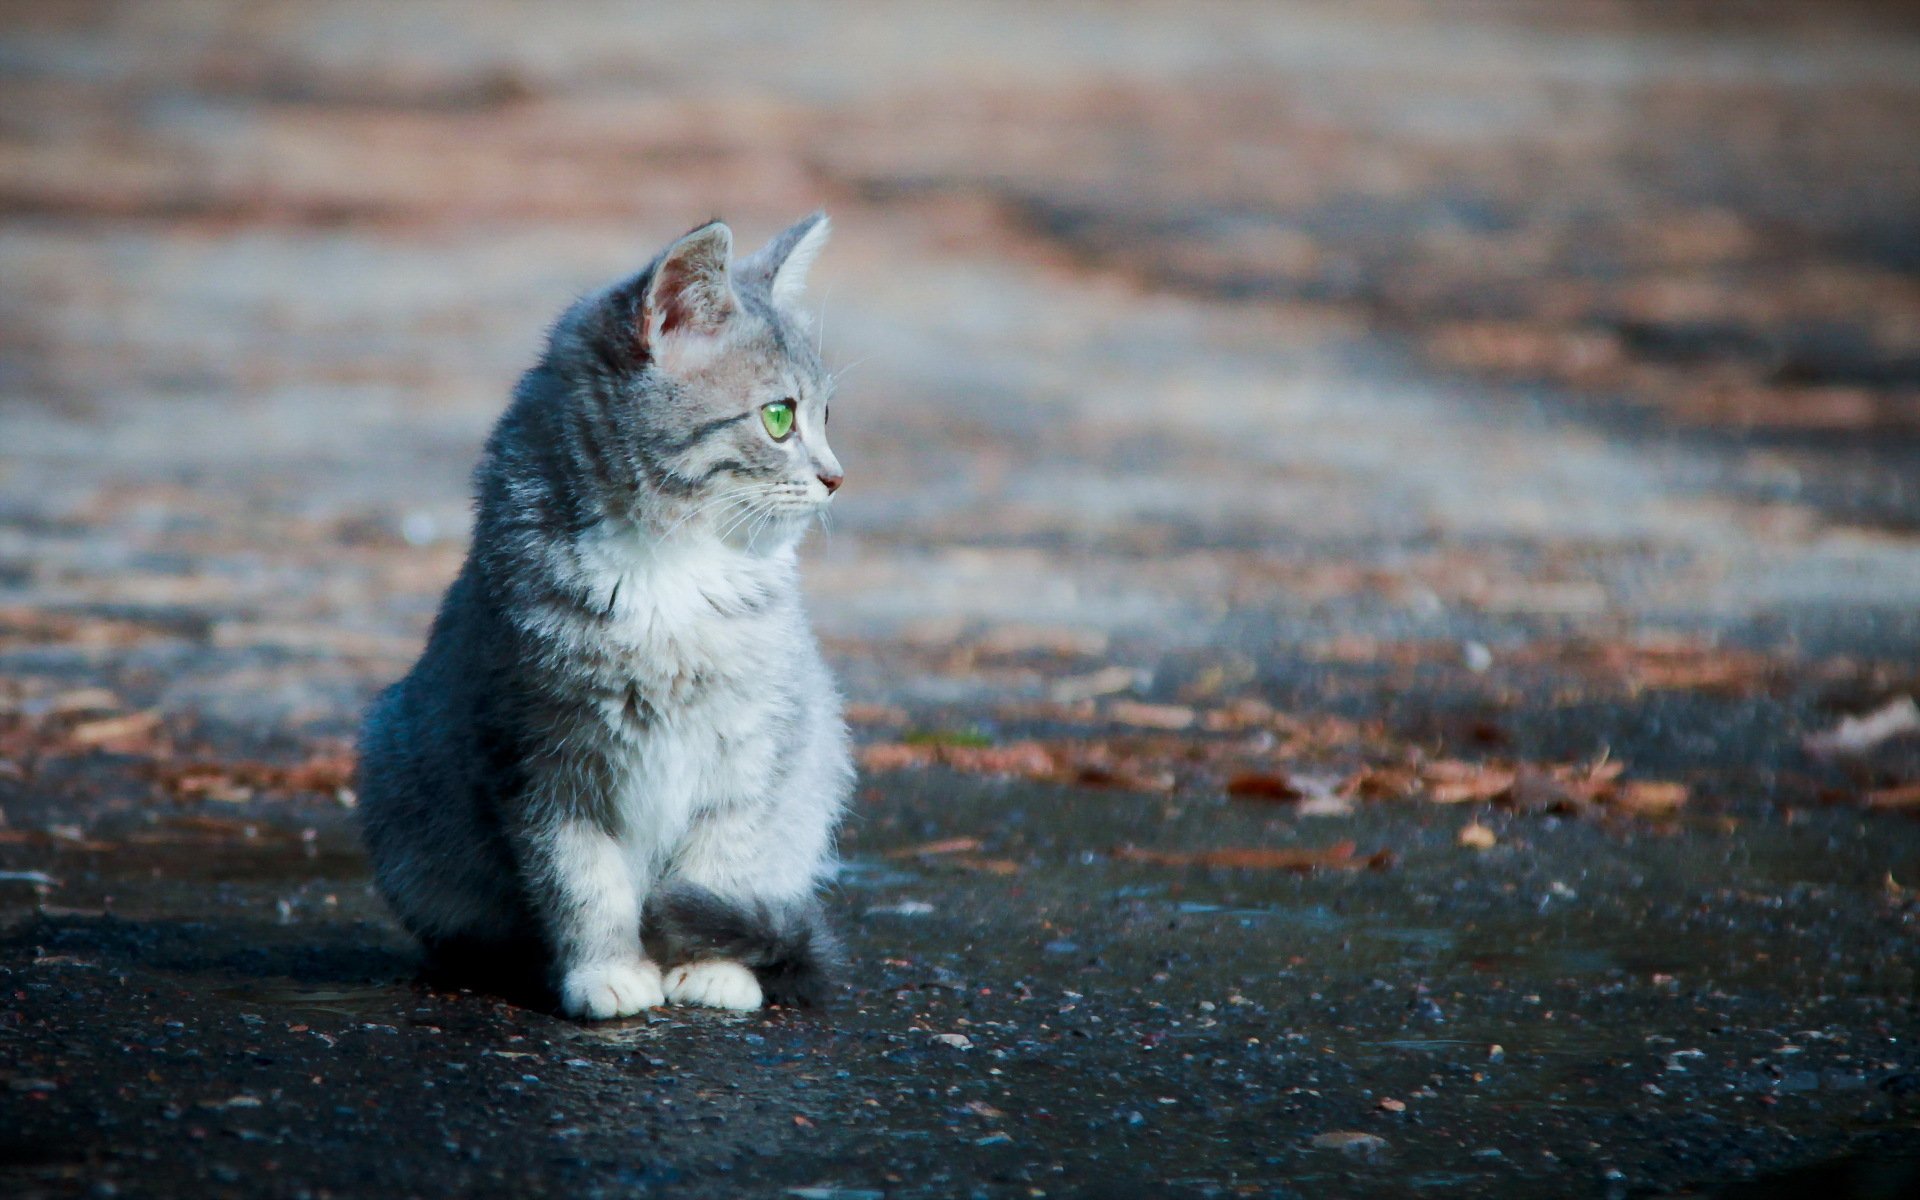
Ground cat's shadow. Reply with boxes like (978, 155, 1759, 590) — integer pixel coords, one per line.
(2, 910, 553, 1014)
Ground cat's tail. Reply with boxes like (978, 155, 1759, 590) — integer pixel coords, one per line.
(647, 886, 843, 1008)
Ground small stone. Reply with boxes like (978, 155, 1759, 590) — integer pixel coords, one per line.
(930, 1033, 972, 1050)
(1377, 1098, 1406, 1113)
(1457, 822, 1497, 850)
(1310, 1131, 1389, 1160)
(1488, 1044, 1506, 1062)
(866, 900, 935, 916)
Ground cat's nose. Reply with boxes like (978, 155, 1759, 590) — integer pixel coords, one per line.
(817, 470, 843, 494)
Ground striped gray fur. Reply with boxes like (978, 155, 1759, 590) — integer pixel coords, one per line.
(356, 214, 852, 1018)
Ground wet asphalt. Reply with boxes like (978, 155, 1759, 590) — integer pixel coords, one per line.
(3, 769, 1918, 1199)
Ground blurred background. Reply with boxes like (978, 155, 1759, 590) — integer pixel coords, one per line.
(5, 4, 1920, 1196)
(2, 1, 1916, 744)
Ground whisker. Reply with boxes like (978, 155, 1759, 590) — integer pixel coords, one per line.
(830, 354, 871, 383)
(658, 485, 764, 540)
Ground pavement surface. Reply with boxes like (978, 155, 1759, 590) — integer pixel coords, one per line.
(2, 2, 1919, 1197)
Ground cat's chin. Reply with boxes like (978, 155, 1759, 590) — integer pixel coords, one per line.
(715, 509, 817, 553)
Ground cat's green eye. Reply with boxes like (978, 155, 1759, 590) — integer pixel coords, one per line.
(761, 400, 795, 441)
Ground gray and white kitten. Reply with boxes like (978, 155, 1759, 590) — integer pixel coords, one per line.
(357, 214, 852, 1018)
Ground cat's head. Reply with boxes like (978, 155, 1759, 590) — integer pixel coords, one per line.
(564, 213, 843, 550)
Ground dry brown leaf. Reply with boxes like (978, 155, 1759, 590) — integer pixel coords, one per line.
(973, 624, 1108, 658)
(1612, 781, 1690, 815)
(1341, 766, 1419, 800)
(944, 742, 1057, 776)
(884, 837, 983, 859)
(1422, 761, 1516, 804)
(155, 751, 356, 803)
(1865, 782, 1920, 810)
(843, 703, 908, 727)
(1113, 840, 1391, 872)
(952, 856, 1022, 875)
(1225, 772, 1302, 802)
(1201, 698, 1277, 732)
(860, 742, 933, 772)
(1106, 701, 1196, 731)
(65, 710, 161, 747)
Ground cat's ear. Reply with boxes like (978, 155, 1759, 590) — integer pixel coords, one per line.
(740, 212, 830, 310)
(639, 221, 737, 361)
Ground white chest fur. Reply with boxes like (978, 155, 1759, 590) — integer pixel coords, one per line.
(568, 520, 804, 856)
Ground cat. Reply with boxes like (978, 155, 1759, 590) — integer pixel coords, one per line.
(356, 214, 852, 1018)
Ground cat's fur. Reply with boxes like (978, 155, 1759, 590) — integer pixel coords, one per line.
(356, 214, 852, 1018)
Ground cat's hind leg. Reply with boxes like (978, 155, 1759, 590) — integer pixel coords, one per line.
(647, 884, 842, 1008)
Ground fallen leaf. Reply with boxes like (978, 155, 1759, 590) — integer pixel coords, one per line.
(1612, 781, 1690, 815)
(1200, 698, 1277, 732)
(1113, 841, 1391, 872)
(860, 743, 933, 771)
(844, 703, 908, 727)
(1341, 766, 1419, 800)
(155, 751, 356, 803)
(952, 856, 1022, 875)
(1225, 772, 1302, 802)
(1804, 696, 1920, 757)
(974, 624, 1108, 658)
(1050, 666, 1143, 704)
(1865, 782, 1920, 810)
(1422, 760, 1515, 804)
(1106, 701, 1196, 731)
(65, 710, 161, 747)
(884, 837, 982, 859)
(859, 740, 1055, 779)
(43, 688, 123, 715)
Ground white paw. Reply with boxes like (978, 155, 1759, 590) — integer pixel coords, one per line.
(559, 958, 665, 1020)
(664, 960, 764, 1010)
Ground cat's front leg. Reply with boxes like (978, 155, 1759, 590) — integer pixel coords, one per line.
(521, 815, 664, 1019)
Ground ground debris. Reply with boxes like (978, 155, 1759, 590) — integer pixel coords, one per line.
(883, 837, 983, 859)
(1804, 696, 1920, 758)
(1112, 840, 1392, 873)
(860, 722, 1690, 822)
(1865, 783, 1920, 811)
(1457, 822, 1498, 849)
(1310, 1131, 1390, 1159)
(155, 748, 357, 805)
(1224, 771, 1302, 801)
